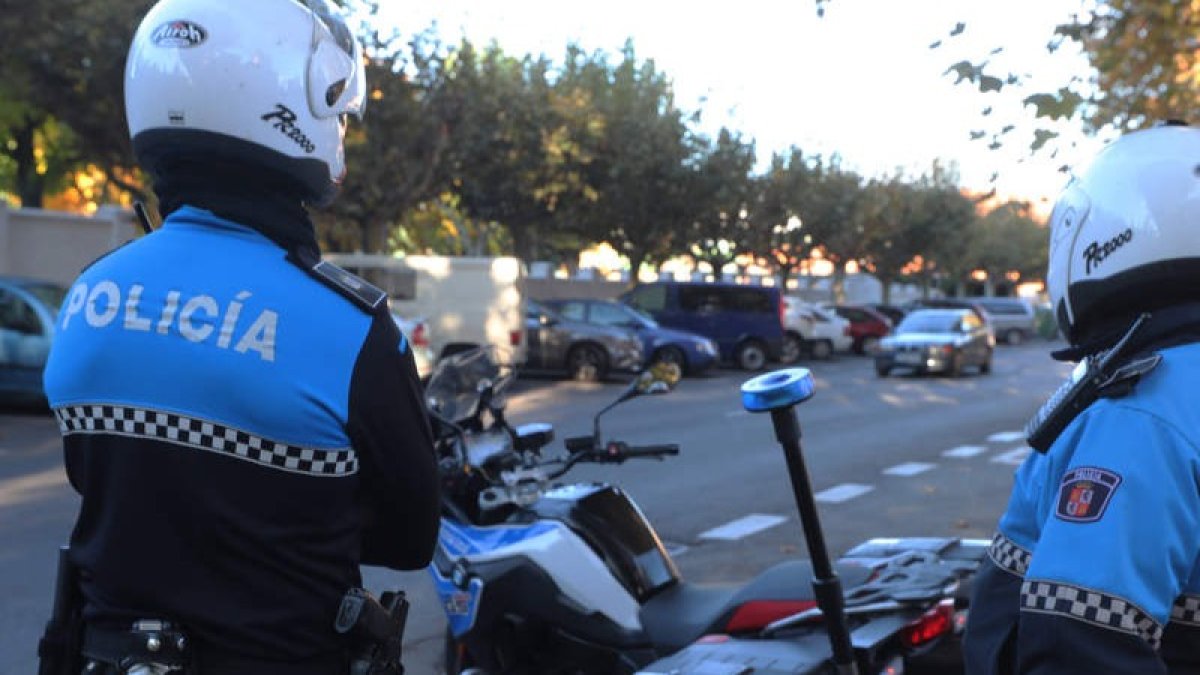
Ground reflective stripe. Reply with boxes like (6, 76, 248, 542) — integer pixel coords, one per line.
(55, 404, 356, 477)
(1022, 579, 1162, 648)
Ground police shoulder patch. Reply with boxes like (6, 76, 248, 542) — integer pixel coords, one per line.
(310, 260, 387, 312)
(1055, 466, 1122, 523)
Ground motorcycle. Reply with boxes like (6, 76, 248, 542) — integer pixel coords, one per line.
(423, 349, 986, 674)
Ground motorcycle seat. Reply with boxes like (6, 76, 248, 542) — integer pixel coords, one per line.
(639, 559, 874, 651)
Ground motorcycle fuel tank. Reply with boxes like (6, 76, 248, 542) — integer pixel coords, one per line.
(535, 483, 681, 602)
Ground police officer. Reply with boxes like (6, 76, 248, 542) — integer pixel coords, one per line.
(964, 123, 1200, 674)
(40, 0, 440, 672)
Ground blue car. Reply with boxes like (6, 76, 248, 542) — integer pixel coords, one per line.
(543, 298, 719, 375)
(0, 276, 68, 403)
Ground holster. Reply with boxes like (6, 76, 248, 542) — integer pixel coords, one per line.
(334, 588, 409, 675)
(37, 546, 84, 675)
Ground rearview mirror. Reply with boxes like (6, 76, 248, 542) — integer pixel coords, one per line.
(636, 361, 682, 394)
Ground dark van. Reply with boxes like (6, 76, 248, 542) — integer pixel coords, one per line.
(620, 281, 784, 370)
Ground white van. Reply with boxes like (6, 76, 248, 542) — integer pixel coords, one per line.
(780, 296, 853, 361)
(324, 253, 527, 364)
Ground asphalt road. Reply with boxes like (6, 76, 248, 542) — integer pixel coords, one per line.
(0, 340, 1071, 674)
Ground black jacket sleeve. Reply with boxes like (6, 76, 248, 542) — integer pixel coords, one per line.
(1016, 612, 1166, 675)
(964, 557, 1021, 675)
(346, 308, 441, 569)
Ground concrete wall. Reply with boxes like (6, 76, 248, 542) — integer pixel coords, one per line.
(0, 204, 140, 287)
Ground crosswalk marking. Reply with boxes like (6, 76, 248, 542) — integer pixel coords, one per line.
(699, 514, 787, 540)
(988, 431, 1025, 443)
(884, 462, 935, 476)
(943, 445, 987, 458)
(991, 446, 1032, 465)
(815, 483, 875, 503)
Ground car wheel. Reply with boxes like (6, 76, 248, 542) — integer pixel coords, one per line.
(735, 340, 768, 371)
(1004, 329, 1024, 346)
(875, 362, 891, 378)
(652, 346, 688, 373)
(810, 339, 833, 361)
(567, 344, 607, 382)
(860, 335, 881, 355)
(780, 333, 803, 364)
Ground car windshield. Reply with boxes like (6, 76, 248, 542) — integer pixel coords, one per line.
(23, 282, 68, 313)
(897, 313, 960, 334)
(623, 304, 658, 328)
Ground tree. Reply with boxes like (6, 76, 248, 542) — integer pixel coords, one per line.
(577, 42, 700, 277)
(0, 0, 153, 206)
(685, 128, 758, 274)
(968, 201, 1047, 294)
(795, 158, 871, 301)
(316, 31, 455, 253)
(939, 1, 1200, 157)
(746, 148, 817, 288)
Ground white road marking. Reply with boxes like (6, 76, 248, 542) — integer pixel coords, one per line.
(884, 462, 935, 477)
(815, 483, 875, 503)
(991, 446, 1032, 466)
(663, 542, 690, 557)
(943, 445, 987, 458)
(988, 431, 1025, 443)
(699, 513, 787, 540)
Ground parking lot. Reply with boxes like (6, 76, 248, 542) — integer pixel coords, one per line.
(0, 340, 1069, 674)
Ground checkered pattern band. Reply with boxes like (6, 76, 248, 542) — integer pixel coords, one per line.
(988, 532, 1032, 578)
(1022, 580, 1162, 648)
(1172, 595, 1200, 628)
(54, 404, 357, 477)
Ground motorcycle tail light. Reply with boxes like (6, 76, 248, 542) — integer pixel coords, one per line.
(940, 344, 953, 355)
(903, 598, 954, 647)
(510, 330, 522, 346)
(411, 322, 429, 347)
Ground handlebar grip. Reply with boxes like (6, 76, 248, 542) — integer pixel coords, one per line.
(610, 443, 680, 459)
(564, 436, 595, 453)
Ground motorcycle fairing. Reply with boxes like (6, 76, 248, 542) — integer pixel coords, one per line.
(429, 516, 643, 635)
(430, 564, 484, 637)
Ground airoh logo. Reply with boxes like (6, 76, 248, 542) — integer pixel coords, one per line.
(150, 20, 207, 48)
(1083, 228, 1133, 275)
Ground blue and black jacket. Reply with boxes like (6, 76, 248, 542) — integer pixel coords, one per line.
(42, 205, 440, 667)
(964, 328, 1200, 674)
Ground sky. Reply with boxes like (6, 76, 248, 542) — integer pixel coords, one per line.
(377, 1, 1111, 212)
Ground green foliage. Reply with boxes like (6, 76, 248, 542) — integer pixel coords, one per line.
(938, 1, 1200, 155)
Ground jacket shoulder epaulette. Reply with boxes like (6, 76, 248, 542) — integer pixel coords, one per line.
(288, 251, 387, 313)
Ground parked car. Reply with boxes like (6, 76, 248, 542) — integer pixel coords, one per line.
(390, 313, 435, 380)
(780, 296, 852, 361)
(0, 276, 68, 404)
(825, 304, 893, 354)
(542, 298, 718, 375)
(523, 299, 643, 382)
(905, 298, 996, 346)
(620, 281, 785, 371)
(973, 296, 1038, 346)
(864, 302, 907, 326)
(874, 308, 993, 378)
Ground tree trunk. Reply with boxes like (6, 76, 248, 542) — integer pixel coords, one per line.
(13, 116, 46, 208)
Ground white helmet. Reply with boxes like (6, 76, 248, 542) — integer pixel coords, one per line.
(1046, 123, 1200, 344)
(125, 0, 366, 206)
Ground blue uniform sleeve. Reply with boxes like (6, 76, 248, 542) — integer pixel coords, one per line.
(1016, 404, 1200, 674)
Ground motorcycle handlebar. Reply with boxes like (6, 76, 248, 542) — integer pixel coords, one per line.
(599, 441, 680, 462)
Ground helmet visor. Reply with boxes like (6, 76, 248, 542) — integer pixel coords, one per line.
(306, 0, 367, 120)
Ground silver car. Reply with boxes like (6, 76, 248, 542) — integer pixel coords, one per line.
(1, 276, 68, 403)
(524, 299, 643, 382)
